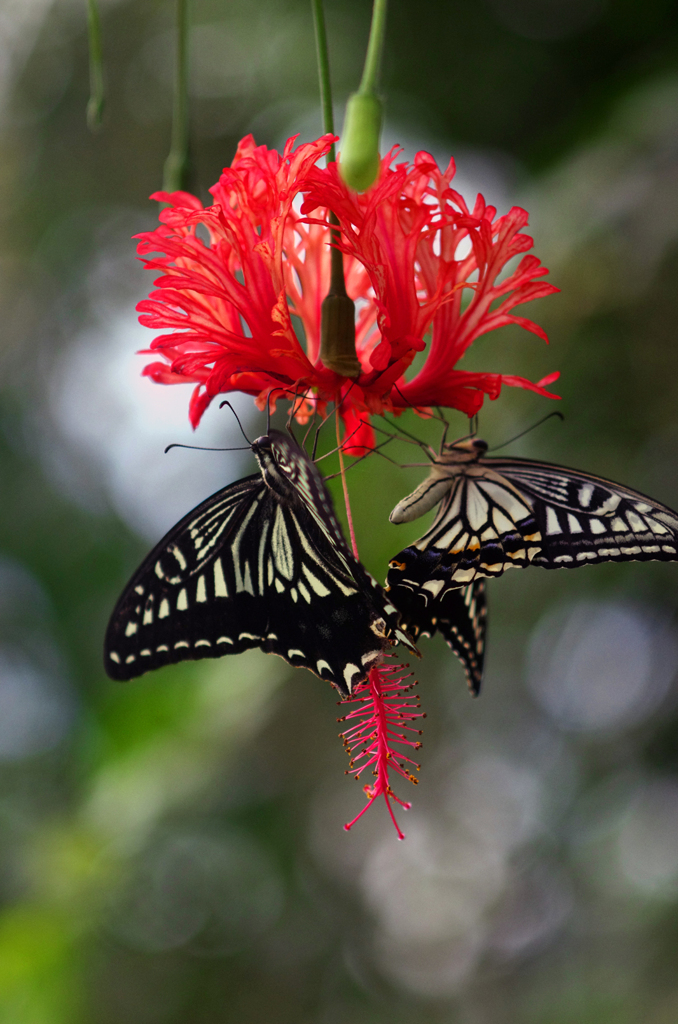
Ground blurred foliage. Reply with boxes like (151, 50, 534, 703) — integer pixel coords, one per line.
(1, 1, 678, 1022)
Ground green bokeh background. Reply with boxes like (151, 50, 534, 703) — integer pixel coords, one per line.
(2, 1, 678, 1021)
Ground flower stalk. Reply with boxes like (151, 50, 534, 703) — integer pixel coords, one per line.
(335, 410, 359, 557)
(163, 0, 191, 192)
(311, 0, 336, 163)
(312, 0, 360, 376)
(358, 0, 388, 97)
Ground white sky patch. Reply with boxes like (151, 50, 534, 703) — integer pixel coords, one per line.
(48, 309, 257, 541)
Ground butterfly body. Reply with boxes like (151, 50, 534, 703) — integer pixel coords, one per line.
(105, 430, 414, 696)
(389, 438, 491, 524)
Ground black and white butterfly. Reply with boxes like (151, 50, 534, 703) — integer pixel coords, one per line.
(386, 435, 678, 693)
(105, 429, 415, 697)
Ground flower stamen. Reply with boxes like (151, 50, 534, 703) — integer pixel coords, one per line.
(339, 659, 425, 839)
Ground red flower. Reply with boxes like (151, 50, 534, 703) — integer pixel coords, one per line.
(340, 660, 424, 839)
(302, 150, 560, 424)
(136, 134, 559, 446)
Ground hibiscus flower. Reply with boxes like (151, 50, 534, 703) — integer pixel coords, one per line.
(136, 132, 559, 450)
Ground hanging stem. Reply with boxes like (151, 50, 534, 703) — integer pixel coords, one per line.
(358, 0, 388, 96)
(312, 0, 360, 377)
(335, 411, 359, 558)
(86, 0, 104, 131)
(311, 0, 343, 290)
(311, 0, 336, 162)
(163, 0, 191, 192)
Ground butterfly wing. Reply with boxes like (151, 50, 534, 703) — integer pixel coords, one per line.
(386, 555, 486, 695)
(389, 457, 678, 590)
(492, 457, 678, 569)
(105, 471, 410, 696)
(390, 468, 541, 587)
(386, 452, 678, 690)
(435, 578, 487, 696)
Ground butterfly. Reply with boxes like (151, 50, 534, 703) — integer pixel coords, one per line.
(386, 436, 678, 693)
(105, 429, 416, 697)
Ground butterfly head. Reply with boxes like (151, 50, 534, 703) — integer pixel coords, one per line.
(251, 429, 317, 501)
(438, 437, 488, 465)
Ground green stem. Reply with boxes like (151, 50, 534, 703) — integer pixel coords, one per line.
(359, 0, 388, 96)
(163, 0, 191, 192)
(86, 0, 104, 131)
(311, 0, 336, 162)
(311, 0, 343, 285)
(312, 0, 358, 379)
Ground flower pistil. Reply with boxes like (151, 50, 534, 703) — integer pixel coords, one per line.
(340, 659, 425, 839)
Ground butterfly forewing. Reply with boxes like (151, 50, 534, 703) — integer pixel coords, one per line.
(106, 432, 414, 697)
(492, 459, 678, 569)
(267, 432, 349, 553)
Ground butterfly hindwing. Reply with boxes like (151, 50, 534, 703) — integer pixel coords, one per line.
(386, 552, 486, 694)
(106, 431, 414, 697)
(436, 578, 487, 696)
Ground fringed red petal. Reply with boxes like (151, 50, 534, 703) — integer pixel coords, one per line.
(136, 131, 558, 433)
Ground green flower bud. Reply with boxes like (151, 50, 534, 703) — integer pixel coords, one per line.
(339, 93, 383, 192)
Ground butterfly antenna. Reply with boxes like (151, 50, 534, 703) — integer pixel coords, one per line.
(309, 408, 333, 461)
(311, 417, 324, 461)
(267, 385, 292, 435)
(165, 443, 252, 454)
(488, 411, 564, 453)
(219, 400, 253, 445)
(446, 414, 480, 449)
(284, 384, 302, 432)
(308, 406, 333, 460)
(432, 405, 449, 426)
(379, 416, 427, 448)
(436, 408, 451, 453)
